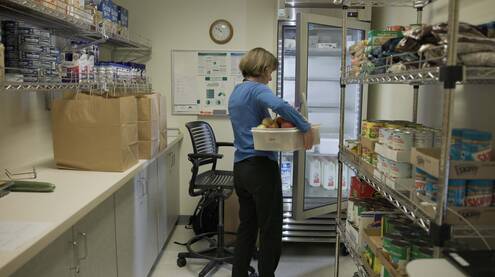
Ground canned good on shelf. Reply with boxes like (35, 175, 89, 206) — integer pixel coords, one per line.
(367, 121, 385, 139)
(414, 128, 434, 148)
(391, 129, 413, 151)
(379, 127, 394, 145)
(388, 160, 411, 178)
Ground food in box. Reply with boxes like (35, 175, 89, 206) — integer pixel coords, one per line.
(252, 124, 320, 152)
(350, 176, 375, 199)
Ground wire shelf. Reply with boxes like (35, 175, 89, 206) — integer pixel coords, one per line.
(345, 66, 495, 85)
(336, 223, 371, 277)
(343, 0, 435, 8)
(0, 0, 151, 51)
(340, 149, 432, 232)
(2, 81, 153, 94)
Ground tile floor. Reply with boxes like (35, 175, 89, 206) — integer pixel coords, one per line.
(150, 225, 358, 277)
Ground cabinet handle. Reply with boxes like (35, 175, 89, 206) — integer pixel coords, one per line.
(70, 265, 80, 274)
(78, 232, 88, 261)
(70, 240, 80, 273)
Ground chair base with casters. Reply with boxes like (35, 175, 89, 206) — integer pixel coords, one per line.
(176, 189, 256, 277)
(177, 121, 257, 277)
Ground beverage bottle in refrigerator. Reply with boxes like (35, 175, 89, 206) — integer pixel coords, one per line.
(309, 157, 322, 187)
(322, 158, 337, 191)
(281, 156, 293, 192)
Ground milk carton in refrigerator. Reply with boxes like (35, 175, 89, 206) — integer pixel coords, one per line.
(308, 157, 321, 187)
(322, 158, 337, 191)
(281, 156, 293, 192)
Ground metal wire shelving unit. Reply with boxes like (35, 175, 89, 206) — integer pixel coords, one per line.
(2, 81, 153, 94)
(334, 0, 495, 276)
(0, 0, 151, 51)
(0, 0, 152, 94)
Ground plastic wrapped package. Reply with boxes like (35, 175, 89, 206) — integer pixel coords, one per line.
(367, 30, 403, 47)
(459, 51, 495, 67)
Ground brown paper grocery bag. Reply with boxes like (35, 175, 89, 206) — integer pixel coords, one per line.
(136, 93, 161, 159)
(52, 94, 138, 172)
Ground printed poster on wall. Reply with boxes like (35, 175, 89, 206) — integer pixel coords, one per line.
(172, 50, 245, 115)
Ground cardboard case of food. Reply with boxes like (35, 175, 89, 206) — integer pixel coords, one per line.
(52, 94, 139, 172)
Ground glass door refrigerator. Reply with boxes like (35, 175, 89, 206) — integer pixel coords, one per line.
(277, 13, 369, 242)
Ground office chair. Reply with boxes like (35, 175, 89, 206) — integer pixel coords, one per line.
(177, 121, 256, 277)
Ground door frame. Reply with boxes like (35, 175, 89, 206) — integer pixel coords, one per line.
(293, 12, 370, 220)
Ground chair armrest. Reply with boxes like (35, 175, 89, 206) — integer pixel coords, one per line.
(188, 153, 224, 160)
(216, 142, 234, 147)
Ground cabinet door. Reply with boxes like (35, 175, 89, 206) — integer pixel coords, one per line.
(166, 147, 180, 233)
(146, 159, 159, 255)
(156, 154, 168, 249)
(135, 164, 158, 277)
(114, 179, 136, 277)
(11, 229, 75, 277)
(73, 197, 117, 277)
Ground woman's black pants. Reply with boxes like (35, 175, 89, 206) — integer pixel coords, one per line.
(232, 156, 283, 277)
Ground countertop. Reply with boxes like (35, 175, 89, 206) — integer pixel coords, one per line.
(0, 133, 183, 276)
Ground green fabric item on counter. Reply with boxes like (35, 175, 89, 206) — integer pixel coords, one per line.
(8, 181, 56, 193)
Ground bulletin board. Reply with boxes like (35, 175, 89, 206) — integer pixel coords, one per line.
(171, 50, 246, 116)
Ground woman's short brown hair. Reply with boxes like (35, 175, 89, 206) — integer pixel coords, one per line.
(239, 47, 278, 78)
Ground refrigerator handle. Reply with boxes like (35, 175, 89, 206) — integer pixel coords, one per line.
(299, 91, 308, 118)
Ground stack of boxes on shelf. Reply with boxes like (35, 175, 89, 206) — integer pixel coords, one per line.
(1, 21, 60, 83)
(346, 176, 437, 277)
(0, 19, 146, 85)
(346, 119, 442, 192)
(85, 0, 129, 39)
(412, 128, 495, 209)
(37, 0, 93, 25)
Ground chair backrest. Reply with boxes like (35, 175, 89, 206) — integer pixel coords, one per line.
(185, 121, 218, 167)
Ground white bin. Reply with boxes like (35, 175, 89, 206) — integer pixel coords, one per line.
(252, 124, 320, 152)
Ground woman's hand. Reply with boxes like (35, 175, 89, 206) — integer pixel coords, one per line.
(303, 129, 314, 150)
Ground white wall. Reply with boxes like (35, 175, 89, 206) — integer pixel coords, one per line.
(368, 0, 495, 139)
(0, 94, 53, 177)
(118, 0, 278, 215)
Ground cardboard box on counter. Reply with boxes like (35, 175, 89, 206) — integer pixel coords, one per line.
(375, 143, 411, 163)
(411, 148, 495, 179)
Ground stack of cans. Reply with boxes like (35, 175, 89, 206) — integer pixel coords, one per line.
(2, 21, 60, 83)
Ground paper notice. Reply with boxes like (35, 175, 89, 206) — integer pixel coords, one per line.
(173, 75, 198, 105)
(0, 221, 51, 251)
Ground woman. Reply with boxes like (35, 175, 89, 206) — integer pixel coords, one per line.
(228, 47, 314, 277)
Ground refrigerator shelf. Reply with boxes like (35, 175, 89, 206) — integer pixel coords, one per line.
(343, 0, 435, 8)
(339, 149, 432, 232)
(345, 65, 495, 85)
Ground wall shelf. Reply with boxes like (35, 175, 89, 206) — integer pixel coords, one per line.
(0, 0, 151, 52)
(1, 81, 153, 93)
